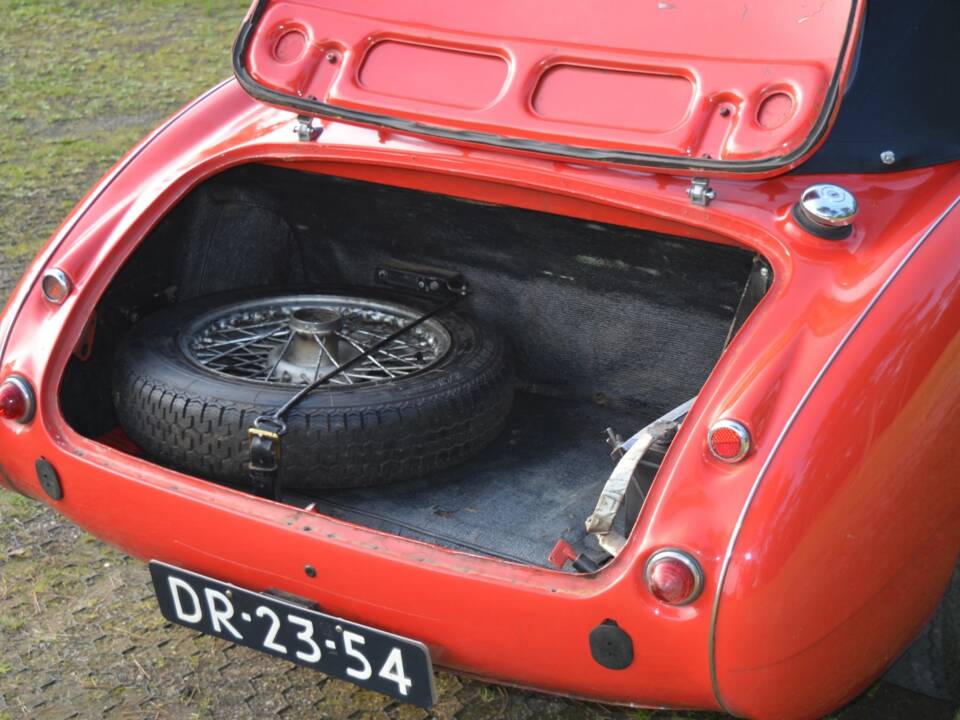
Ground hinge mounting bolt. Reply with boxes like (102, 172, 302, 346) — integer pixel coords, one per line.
(294, 116, 323, 142)
(687, 177, 716, 206)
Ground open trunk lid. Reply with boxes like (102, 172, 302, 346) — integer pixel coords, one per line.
(233, 0, 863, 177)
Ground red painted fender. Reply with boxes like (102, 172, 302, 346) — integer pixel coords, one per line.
(714, 197, 960, 718)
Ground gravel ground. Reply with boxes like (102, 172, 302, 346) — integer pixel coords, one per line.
(1, 2, 959, 719)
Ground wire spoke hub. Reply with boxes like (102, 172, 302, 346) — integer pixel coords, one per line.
(183, 294, 451, 387)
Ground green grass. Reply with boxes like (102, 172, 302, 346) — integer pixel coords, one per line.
(0, 0, 245, 282)
(0, 491, 37, 521)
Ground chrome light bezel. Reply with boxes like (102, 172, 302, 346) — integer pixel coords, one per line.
(40, 268, 72, 305)
(707, 419, 752, 463)
(644, 548, 705, 606)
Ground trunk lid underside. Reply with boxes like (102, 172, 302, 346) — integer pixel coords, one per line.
(234, 0, 862, 175)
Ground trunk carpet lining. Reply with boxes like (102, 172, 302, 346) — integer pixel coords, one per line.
(286, 393, 640, 569)
(61, 164, 758, 569)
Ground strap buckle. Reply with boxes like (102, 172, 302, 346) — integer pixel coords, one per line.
(248, 416, 287, 498)
(243, 292, 465, 499)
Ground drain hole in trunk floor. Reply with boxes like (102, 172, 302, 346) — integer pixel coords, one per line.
(285, 393, 641, 568)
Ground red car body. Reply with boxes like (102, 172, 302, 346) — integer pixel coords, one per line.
(2, 2, 959, 718)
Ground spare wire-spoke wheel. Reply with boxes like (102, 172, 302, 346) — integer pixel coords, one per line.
(113, 288, 513, 490)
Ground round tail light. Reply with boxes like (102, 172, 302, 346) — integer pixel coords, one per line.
(40, 268, 72, 304)
(645, 549, 704, 606)
(707, 419, 751, 462)
(0, 376, 35, 424)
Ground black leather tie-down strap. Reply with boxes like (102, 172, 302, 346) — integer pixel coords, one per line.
(247, 293, 464, 499)
(248, 422, 283, 499)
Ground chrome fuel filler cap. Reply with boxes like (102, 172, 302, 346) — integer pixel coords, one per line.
(792, 183, 858, 239)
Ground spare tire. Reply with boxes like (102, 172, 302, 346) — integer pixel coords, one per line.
(112, 287, 513, 490)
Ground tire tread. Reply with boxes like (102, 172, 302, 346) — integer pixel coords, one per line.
(112, 289, 513, 489)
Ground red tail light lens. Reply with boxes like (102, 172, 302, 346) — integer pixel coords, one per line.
(707, 419, 751, 462)
(0, 382, 25, 418)
(0, 376, 35, 424)
(645, 550, 704, 606)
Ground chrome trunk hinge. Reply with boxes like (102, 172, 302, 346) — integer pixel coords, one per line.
(294, 115, 323, 142)
(686, 177, 716, 206)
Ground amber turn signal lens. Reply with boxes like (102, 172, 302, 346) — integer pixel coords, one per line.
(645, 550, 704, 606)
(0, 376, 35, 424)
(707, 419, 751, 462)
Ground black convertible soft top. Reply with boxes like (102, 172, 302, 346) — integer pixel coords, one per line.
(797, 1, 960, 174)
